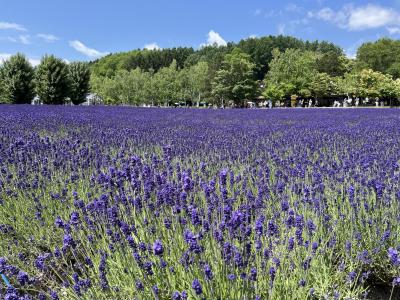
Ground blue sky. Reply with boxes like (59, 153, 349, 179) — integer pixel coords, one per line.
(1, 0, 400, 65)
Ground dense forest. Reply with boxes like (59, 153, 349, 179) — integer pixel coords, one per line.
(1, 35, 400, 106)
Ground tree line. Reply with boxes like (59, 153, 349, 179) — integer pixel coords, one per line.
(91, 37, 400, 107)
(2, 36, 400, 106)
(0, 54, 90, 105)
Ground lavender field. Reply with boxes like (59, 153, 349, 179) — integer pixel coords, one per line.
(0, 105, 400, 299)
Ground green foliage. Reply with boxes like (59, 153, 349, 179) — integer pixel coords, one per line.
(212, 48, 257, 107)
(68, 62, 91, 105)
(91, 68, 150, 105)
(90, 60, 212, 106)
(154, 60, 181, 105)
(91, 47, 195, 77)
(0, 53, 35, 104)
(357, 69, 386, 98)
(184, 61, 210, 105)
(35, 55, 70, 105)
(91, 35, 343, 82)
(90, 75, 120, 105)
(265, 48, 317, 97)
(337, 69, 398, 99)
(309, 72, 338, 99)
(4, 35, 400, 106)
(356, 38, 400, 77)
(262, 84, 286, 102)
(337, 72, 359, 97)
(316, 51, 348, 77)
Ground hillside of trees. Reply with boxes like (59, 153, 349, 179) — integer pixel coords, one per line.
(1, 35, 400, 106)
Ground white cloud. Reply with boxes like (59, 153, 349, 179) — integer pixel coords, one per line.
(249, 34, 258, 39)
(37, 33, 59, 43)
(0, 21, 26, 31)
(387, 26, 400, 34)
(0, 36, 18, 42)
(0, 53, 12, 63)
(277, 24, 286, 35)
(309, 4, 400, 31)
(0, 53, 40, 67)
(200, 30, 227, 47)
(254, 9, 262, 16)
(0, 35, 32, 44)
(144, 43, 161, 50)
(28, 58, 40, 67)
(348, 5, 400, 30)
(19, 35, 30, 45)
(344, 39, 365, 59)
(264, 9, 283, 18)
(285, 3, 302, 13)
(69, 40, 108, 58)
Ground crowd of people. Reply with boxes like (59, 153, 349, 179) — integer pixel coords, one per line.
(254, 97, 392, 108)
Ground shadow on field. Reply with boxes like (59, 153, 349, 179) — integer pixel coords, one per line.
(368, 285, 399, 300)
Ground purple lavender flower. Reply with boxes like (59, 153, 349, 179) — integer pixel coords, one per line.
(17, 270, 29, 286)
(135, 279, 144, 291)
(347, 271, 357, 283)
(227, 274, 236, 281)
(388, 247, 400, 265)
(63, 234, 76, 249)
(192, 279, 202, 295)
(172, 291, 181, 300)
(152, 240, 164, 256)
(204, 264, 213, 280)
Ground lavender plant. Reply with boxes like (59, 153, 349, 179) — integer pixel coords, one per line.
(0, 106, 399, 299)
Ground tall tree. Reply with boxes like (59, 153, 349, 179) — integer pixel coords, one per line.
(309, 72, 337, 101)
(187, 61, 209, 105)
(357, 69, 384, 98)
(154, 60, 180, 105)
(212, 48, 257, 107)
(35, 55, 70, 104)
(265, 48, 317, 97)
(356, 38, 400, 77)
(0, 53, 35, 104)
(316, 51, 348, 77)
(262, 83, 287, 104)
(68, 62, 91, 105)
(337, 72, 359, 97)
(90, 75, 121, 105)
(142, 69, 157, 106)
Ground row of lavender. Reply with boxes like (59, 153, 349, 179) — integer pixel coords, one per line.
(0, 105, 399, 299)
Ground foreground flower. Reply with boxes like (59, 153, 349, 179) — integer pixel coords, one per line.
(192, 278, 202, 295)
(153, 240, 164, 256)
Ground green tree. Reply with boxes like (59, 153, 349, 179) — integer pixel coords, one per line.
(0, 53, 35, 104)
(377, 73, 397, 100)
(68, 62, 90, 105)
(187, 61, 209, 105)
(90, 75, 121, 105)
(265, 48, 317, 97)
(337, 72, 359, 97)
(394, 79, 400, 102)
(316, 51, 348, 77)
(356, 38, 400, 77)
(357, 69, 384, 98)
(142, 69, 158, 106)
(212, 48, 257, 107)
(35, 55, 70, 104)
(262, 83, 286, 104)
(309, 72, 337, 101)
(154, 60, 180, 105)
(0, 77, 5, 104)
